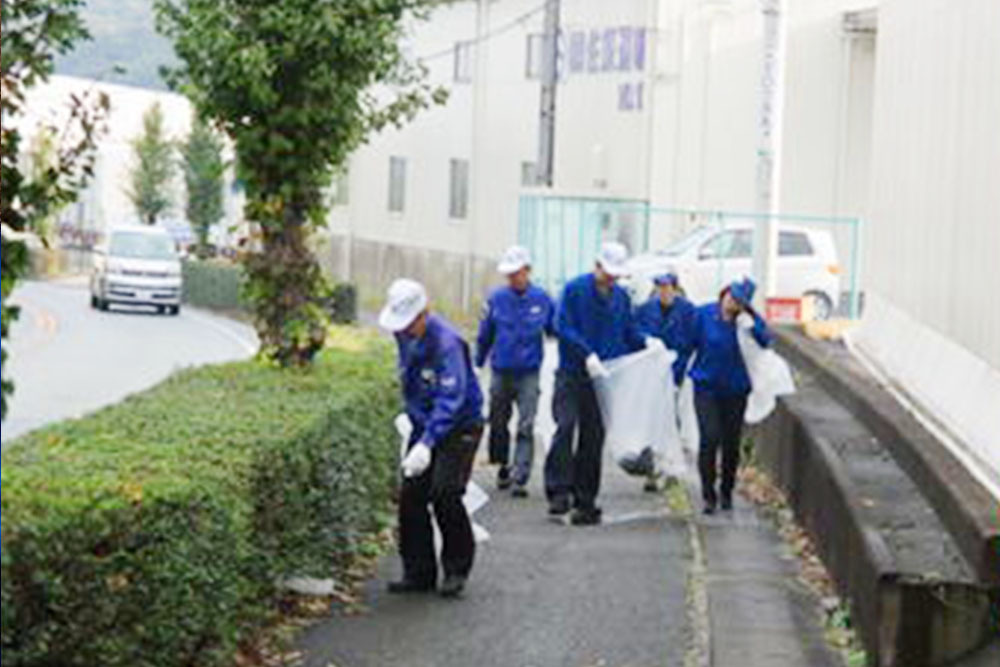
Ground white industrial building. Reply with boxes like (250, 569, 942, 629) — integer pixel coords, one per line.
(16, 76, 244, 248)
(323, 0, 878, 308)
(849, 0, 1000, 496)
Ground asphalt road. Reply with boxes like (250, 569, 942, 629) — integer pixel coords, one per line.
(1, 280, 258, 446)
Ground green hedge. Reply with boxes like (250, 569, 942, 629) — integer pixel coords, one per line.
(182, 259, 246, 311)
(1, 331, 400, 666)
(183, 259, 358, 324)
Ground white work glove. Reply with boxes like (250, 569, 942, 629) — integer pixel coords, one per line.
(645, 337, 666, 353)
(586, 353, 610, 379)
(401, 443, 432, 478)
(736, 312, 755, 330)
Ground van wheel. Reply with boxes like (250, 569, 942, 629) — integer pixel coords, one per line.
(90, 294, 98, 309)
(806, 291, 834, 321)
(169, 305, 181, 316)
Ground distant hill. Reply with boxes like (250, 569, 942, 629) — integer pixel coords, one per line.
(55, 0, 176, 91)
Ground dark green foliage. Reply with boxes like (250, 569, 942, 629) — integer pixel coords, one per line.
(182, 117, 226, 257)
(128, 102, 176, 225)
(154, 0, 447, 366)
(1, 339, 401, 666)
(327, 282, 359, 325)
(2, 0, 108, 419)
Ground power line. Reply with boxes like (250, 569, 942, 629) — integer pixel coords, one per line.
(416, 0, 549, 63)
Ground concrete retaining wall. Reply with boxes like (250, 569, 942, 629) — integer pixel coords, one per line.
(756, 330, 1000, 666)
(317, 234, 504, 321)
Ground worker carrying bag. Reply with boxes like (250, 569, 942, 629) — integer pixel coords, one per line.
(592, 346, 685, 478)
(736, 328, 796, 424)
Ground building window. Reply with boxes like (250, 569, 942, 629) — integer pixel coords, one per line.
(388, 156, 407, 213)
(449, 159, 469, 220)
(525, 34, 544, 79)
(521, 161, 538, 187)
(454, 41, 473, 83)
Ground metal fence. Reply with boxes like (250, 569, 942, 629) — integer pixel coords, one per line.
(518, 194, 650, 295)
(519, 195, 864, 320)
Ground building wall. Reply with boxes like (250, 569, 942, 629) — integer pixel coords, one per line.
(852, 0, 1000, 488)
(646, 0, 876, 246)
(327, 0, 878, 304)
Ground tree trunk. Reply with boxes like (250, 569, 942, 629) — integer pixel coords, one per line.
(244, 209, 328, 366)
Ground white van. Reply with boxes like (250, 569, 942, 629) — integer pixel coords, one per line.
(90, 226, 183, 315)
(625, 223, 842, 320)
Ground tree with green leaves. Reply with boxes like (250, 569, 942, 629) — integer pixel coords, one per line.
(181, 116, 225, 258)
(155, 0, 447, 366)
(2, 0, 108, 420)
(128, 102, 176, 225)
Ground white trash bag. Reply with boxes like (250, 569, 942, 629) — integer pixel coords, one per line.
(592, 346, 685, 478)
(676, 377, 700, 458)
(394, 414, 491, 545)
(736, 329, 796, 424)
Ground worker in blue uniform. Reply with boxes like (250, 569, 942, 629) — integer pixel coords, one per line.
(379, 279, 484, 598)
(545, 242, 661, 526)
(686, 277, 772, 515)
(634, 270, 698, 492)
(476, 246, 556, 497)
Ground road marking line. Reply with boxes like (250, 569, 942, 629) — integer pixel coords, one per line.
(185, 309, 258, 356)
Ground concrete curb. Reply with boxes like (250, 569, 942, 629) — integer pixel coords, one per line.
(755, 332, 1000, 666)
(774, 329, 1000, 585)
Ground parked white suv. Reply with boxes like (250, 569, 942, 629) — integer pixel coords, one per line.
(90, 226, 183, 315)
(625, 223, 842, 319)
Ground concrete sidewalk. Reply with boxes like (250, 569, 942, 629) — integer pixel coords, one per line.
(297, 346, 844, 666)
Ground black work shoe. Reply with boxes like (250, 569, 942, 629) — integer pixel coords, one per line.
(548, 496, 571, 516)
(387, 579, 436, 594)
(720, 495, 734, 511)
(570, 507, 603, 526)
(439, 575, 466, 599)
(511, 484, 529, 498)
(497, 466, 513, 491)
(643, 478, 659, 494)
(702, 502, 717, 516)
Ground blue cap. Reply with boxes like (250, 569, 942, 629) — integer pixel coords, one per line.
(654, 272, 679, 287)
(729, 277, 756, 305)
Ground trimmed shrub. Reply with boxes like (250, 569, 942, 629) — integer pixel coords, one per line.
(182, 259, 245, 311)
(0, 329, 400, 666)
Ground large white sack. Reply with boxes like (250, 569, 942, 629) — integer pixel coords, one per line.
(394, 414, 491, 545)
(592, 346, 685, 477)
(736, 329, 797, 424)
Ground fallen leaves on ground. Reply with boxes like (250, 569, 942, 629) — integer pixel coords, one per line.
(738, 465, 866, 664)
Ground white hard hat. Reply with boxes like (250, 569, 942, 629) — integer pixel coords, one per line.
(497, 245, 532, 275)
(379, 279, 429, 333)
(596, 242, 629, 277)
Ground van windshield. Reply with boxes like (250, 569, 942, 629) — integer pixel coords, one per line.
(109, 232, 177, 260)
(656, 226, 715, 257)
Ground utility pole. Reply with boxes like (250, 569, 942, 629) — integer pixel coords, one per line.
(536, 0, 560, 187)
(752, 0, 786, 307)
(463, 0, 489, 311)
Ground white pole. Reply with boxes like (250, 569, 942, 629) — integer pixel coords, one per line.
(464, 0, 489, 312)
(753, 0, 786, 308)
(536, 0, 560, 187)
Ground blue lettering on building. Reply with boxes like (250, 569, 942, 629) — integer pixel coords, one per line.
(550, 25, 649, 113)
